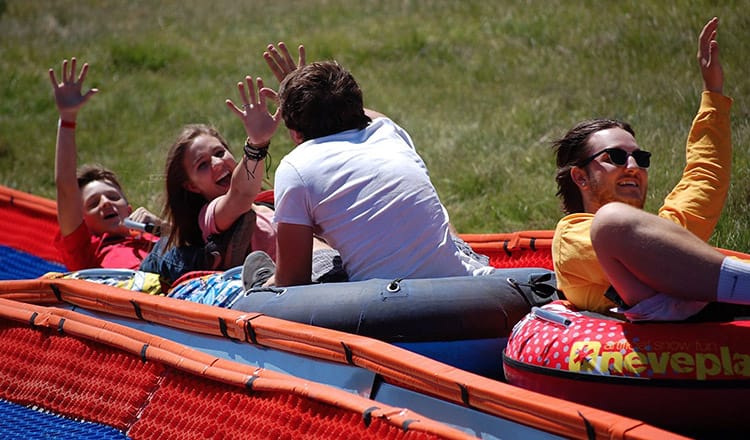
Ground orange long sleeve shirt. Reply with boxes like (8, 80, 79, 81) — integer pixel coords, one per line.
(552, 92, 733, 313)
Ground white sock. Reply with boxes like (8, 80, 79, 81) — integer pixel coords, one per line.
(716, 257, 750, 304)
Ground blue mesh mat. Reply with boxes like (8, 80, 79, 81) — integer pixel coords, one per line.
(0, 245, 66, 280)
(0, 399, 128, 439)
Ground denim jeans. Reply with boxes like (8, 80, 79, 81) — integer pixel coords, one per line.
(139, 237, 207, 286)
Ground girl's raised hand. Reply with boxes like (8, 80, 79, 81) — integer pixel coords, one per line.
(225, 76, 280, 145)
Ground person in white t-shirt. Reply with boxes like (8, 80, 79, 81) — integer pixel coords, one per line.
(241, 45, 492, 288)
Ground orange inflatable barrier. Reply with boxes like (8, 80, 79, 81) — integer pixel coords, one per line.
(460, 231, 554, 270)
(0, 278, 686, 439)
(0, 299, 467, 439)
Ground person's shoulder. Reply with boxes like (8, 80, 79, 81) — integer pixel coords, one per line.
(558, 212, 594, 225)
(554, 212, 595, 237)
(369, 116, 395, 129)
(57, 221, 97, 248)
(367, 117, 415, 146)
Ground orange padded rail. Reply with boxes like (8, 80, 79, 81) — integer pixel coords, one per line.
(0, 298, 467, 440)
(0, 278, 686, 440)
(460, 231, 554, 270)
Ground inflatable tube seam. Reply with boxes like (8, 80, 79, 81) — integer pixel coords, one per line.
(245, 374, 259, 390)
(577, 411, 595, 440)
(218, 317, 233, 340)
(459, 383, 471, 407)
(243, 316, 260, 344)
(51, 283, 62, 302)
(402, 419, 416, 432)
(362, 406, 378, 427)
(130, 299, 144, 320)
(341, 342, 354, 365)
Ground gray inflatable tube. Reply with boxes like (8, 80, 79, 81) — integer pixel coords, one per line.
(230, 267, 558, 343)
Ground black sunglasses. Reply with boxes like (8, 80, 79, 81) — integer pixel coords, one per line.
(578, 147, 651, 169)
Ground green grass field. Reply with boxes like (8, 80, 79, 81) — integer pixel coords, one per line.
(1, 0, 749, 250)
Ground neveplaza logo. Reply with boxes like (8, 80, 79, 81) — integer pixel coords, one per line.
(567, 340, 750, 380)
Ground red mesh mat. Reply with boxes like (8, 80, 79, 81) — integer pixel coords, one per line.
(0, 320, 441, 439)
(130, 370, 438, 440)
(0, 320, 162, 430)
(484, 248, 553, 270)
(461, 232, 554, 270)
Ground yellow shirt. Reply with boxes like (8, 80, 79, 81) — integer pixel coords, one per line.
(552, 92, 733, 313)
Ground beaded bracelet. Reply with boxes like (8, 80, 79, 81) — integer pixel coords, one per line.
(243, 138, 270, 179)
(243, 140, 269, 161)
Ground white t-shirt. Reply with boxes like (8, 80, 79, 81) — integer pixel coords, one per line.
(274, 117, 474, 281)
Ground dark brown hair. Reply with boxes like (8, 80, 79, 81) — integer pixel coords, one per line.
(279, 61, 371, 141)
(552, 119, 635, 214)
(163, 124, 231, 248)
(76, 164, 128, 201)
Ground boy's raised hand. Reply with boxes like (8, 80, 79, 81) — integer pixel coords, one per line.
(49, 57, 98, 119)
(264, 42, 305, 82)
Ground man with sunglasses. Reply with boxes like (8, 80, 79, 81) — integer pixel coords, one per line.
(551, 17, 750, 321)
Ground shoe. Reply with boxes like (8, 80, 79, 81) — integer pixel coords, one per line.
(242, 250, 276, 291)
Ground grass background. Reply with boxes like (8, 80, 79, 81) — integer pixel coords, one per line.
(1, 0, 749, 250)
